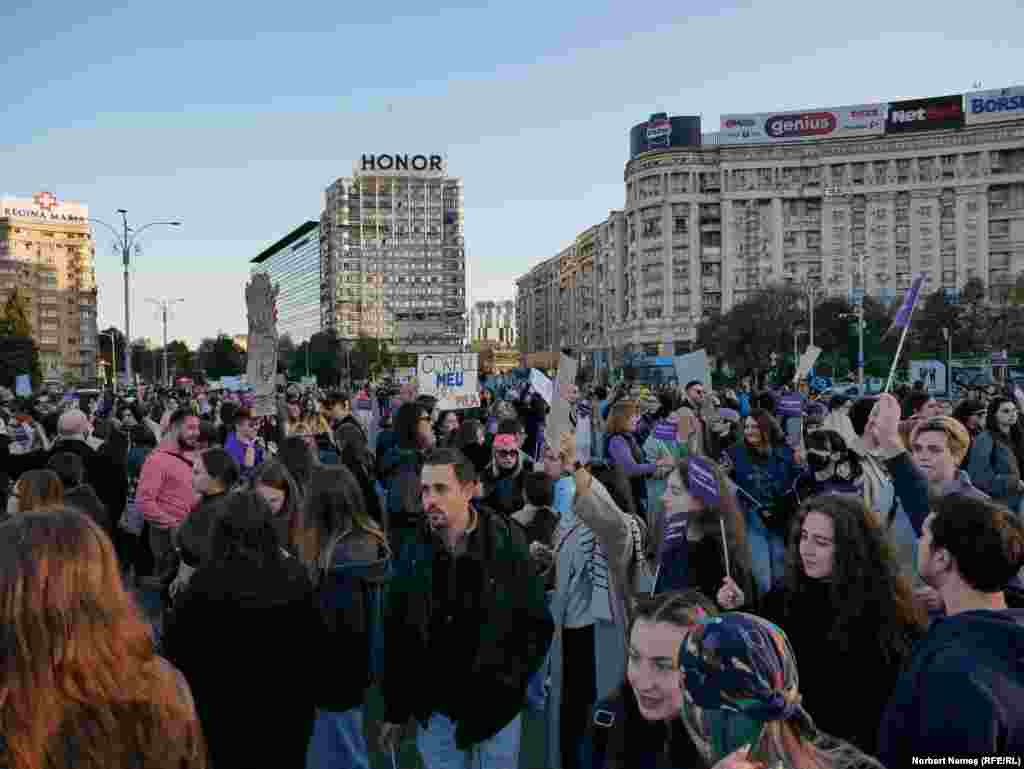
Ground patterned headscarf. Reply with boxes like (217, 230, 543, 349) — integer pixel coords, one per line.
(678, 613, 813, 732)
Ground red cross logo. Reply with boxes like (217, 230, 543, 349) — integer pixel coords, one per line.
(34, 192, 57, 210)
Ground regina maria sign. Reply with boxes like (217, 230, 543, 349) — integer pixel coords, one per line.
(885, 95, 964, 133)
(719, 104, 885, 145)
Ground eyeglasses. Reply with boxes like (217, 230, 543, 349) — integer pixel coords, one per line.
(496, 449, 518, 458)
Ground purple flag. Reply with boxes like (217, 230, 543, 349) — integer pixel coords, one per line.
(687, 456, 721, 506)
(657, 510, 689, 562)
(777, 394, 804, 417)
(884, 273, 925, 338)
(653, 420, 678, 442)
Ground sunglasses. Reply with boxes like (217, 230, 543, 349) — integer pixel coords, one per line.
(496, 449, 519, 458)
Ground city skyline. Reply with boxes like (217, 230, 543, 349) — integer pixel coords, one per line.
(3, 0, 1023, 348)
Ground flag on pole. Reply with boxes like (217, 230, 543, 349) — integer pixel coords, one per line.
(883, 274, 925, 339)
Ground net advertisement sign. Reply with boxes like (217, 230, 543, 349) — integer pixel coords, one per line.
(885, 95, 964, 133)
(719, 104, 885, 145)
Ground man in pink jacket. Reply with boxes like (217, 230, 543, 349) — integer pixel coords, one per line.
(136, 408, 201, 585)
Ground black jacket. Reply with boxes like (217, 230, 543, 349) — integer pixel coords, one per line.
(759, 578, 924, 755)
(46, 439, 127, 536)
(878, 608, 1024, 766)
(174, 492, 229, 569)
(382, 505, 553, 749)
(63, 484, 111, 533)
(163, 553, 327, 769)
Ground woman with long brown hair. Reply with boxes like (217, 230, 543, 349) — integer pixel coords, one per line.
(251, 459, 303, 551)
(726, 494, 926, 755)
(6, 469, 64, 516)
(0, 508, 206, 769)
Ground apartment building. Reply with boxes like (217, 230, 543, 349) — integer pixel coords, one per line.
(517, 88, 1024, 363)
(0, 192, 98, 384)
(321, 154, 466, 352)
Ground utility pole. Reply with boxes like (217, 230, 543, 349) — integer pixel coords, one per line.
(88, 212, 181, 387)
(147, 298, 185, 387)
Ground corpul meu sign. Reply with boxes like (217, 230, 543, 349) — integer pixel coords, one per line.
(361, 154, 443, 172)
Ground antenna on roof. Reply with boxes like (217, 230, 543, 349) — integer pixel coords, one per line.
(972, 81, 983, 89)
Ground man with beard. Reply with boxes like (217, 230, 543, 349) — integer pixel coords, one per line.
(878, 493, 1024, 765)
(379, 447, 553, 768)
(481, 419, 535, 518)
(136, 408, 201, 589)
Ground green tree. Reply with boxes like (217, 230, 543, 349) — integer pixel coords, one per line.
(353, 334, 392, 379)
(910, 290, 959, 359)
(198, 334, 245, 380)
(166, 340, 194, 378)
(278, 333, 297, 375)
(0, 335, 40, 390)
(0, 288, 32, 337)
(957, 277, 991, 353)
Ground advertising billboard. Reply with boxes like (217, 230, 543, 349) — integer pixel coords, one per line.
(885, 95, 964, 133)
(965, 85, 1024, 125)
(718, 104, 886, 145)
(629, 114, 701, 157)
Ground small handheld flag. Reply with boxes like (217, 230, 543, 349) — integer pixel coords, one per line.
(884, 274, 926, 393)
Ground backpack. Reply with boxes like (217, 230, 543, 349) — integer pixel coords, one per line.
(317, 533, 393, 683)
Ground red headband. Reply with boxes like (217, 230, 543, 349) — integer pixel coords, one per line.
(493, 434, 518, 451)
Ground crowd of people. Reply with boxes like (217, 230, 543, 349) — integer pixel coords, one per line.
(0, 370, 1022, 768)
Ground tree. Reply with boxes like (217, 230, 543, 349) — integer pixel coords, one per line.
(0, 288, 32, 337)
(957, 277, 991, 353)
(910, 290, 959, 359)
(0, 335, 40, 390)
(198, 334, 245, 380)
(353, 335, 392, 379)
(278, 333, 297, 375)
(166, 340, 194, 379)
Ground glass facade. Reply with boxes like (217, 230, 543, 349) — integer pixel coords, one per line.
(251, 221, 321, 343)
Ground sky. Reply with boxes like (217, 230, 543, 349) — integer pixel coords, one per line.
(2, 0, 1022, 348)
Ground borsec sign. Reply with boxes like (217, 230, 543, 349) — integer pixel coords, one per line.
(965, 85, 1024, 125)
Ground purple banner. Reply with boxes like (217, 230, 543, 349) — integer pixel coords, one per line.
(658, 510, 689, 561)
(886, 273, 925, 336)
(688, 456, 721, 506)
(777, 394, 804, 417)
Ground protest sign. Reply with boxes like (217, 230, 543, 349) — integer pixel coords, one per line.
(793, 345, 822, 384)
(15, 374, 31, 397)
(545, 354, 578, 448)
(245, 273, 279, 417)
(688, 456, 721, 506)
(674, 350, 710, 390)
(530, 369, 554, 404)
(417, 353, 480, 410)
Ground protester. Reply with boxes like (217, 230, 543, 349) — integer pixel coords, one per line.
(278, 434, 319, 499)
(0, 509, 207, 768)
(378, 447, 553, 769)
(642, 395, 687, 534)
(582, 590, 718, 769)
(676, 381, 708, 456)
(795, 428, 863, 499)
(46, 451, 111, 532)
(678, 612, 885, 769)
(224, 407, 265, 481)
(379, 400, 435, 533)
(968, 395, 1024, 513)
(952, 398, 987, 464)
(451, 417, 490, 475)
(7, 468, 64, 515)
(434, 410, 461, 448)
(481, 418, 535, 517)
(605, 401, 671, 518)
(878, 493, 1024, 765)
(296, 466, 391, 769)
(163, 491, 326, 768)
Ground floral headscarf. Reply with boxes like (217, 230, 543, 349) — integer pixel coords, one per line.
(678, 612, 813, 731)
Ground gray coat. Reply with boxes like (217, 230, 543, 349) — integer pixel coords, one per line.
(967, 430, 1023, 512)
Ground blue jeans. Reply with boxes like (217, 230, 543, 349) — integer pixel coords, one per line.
(306, 706, 370, 769)
(745, 506, 786, 597)
(525, 592, 555, 713)
(416, 712, 521, 769)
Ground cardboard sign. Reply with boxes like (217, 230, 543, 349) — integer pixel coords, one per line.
(545, 354, 578, 449)
(793, 345, 822, 384)
(529, 369, 554, 404)
(417, 353, 480, 410)
(674, 350, 710, 390)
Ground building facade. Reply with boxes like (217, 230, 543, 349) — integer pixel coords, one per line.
(0, 192, 98, 384)
(250, 220, 321, 344)
(321, 154, 466, 351)
(517, 90, 1024, 364)
(470, 299, 515, 346)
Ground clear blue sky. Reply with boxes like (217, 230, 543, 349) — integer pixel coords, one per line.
(2, 0, 1021, 347)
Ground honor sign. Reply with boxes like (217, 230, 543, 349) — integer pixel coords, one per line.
(359, 154, 445, 175)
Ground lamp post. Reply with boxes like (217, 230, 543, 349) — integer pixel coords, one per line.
(942, 327, 952, 396)
(88, 213, 181, 387)
(146, 298, 185, 387)
(794, 329, 808, 370)
(100, 330, 118, 393)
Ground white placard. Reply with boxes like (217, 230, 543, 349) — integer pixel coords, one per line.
(793, 345, 823, 384)
(530, 369, 554, 404)
(417, 353, 480, 410)
(546, 355, 578, 448)
(674, 350, 709, 389)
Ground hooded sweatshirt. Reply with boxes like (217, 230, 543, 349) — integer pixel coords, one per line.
(878, 608, 1024, 766)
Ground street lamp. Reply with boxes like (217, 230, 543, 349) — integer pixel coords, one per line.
(146, 298, 185, 387)
(89, 212, 181, 387)
(100, 330, 118, 393)
(794, 328, 808, 369)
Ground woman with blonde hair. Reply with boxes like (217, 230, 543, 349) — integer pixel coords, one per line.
(678, 612, 884, 769)
(605, 401, 672, 518)
(7, 469, 64, 516)
(0, 508, 206, 768)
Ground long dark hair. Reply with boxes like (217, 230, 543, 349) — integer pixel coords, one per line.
(278, 436, 317, 496)
(394, 402, 428, 450)
(209, 491, 285, 569)
(783, 494, 926, 662)
(985, 396, 1024, 458)
(198, 448, 240, 494)
(745, 408, 785, 450)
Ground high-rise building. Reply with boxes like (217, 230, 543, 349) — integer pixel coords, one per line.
(518, 88, 1024, 366)
(321, 154, 466, 352)
(470, 299, 515, 346)
(250, 220, 321, 344)
(0, 192, 98, 384)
